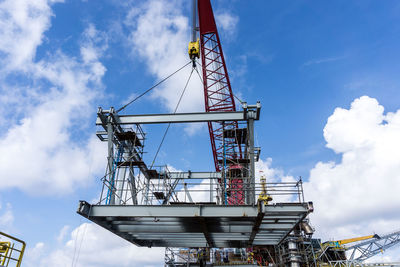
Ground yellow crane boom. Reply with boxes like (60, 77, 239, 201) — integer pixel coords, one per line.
(325, 234, 380, 249)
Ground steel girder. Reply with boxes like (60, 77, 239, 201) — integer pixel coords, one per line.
(96, 110, 251, 126)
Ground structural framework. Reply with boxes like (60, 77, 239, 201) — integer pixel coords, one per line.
(77, 0, 315, 266)
(77, 0, 399, 266)
(77, 104, 314, 252)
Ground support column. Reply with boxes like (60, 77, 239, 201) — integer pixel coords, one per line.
(248, 117, 255, 205)
(128, 152, 137, 205)
(107, 109, 115, 205)
(210, 176, 213, 202)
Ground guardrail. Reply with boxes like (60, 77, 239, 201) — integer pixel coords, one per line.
(0, 232, 25, 267)
(96, 165, 305, 206)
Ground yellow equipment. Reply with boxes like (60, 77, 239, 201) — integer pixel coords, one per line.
(188, 39, 200, 59)
(0, 232, 25, 267)
(0, 241, 11, 264)
(258, 174, 272, 203)
(324, 234, 380, 249)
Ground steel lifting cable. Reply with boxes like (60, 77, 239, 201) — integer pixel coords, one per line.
(193, 64, 204, 84)
(117, 61, 192, 113)
(74, 222, 88, 267)
(150, 67, 195, 168)
(71, 217, 81, 267)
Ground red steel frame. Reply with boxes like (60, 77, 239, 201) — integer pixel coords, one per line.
(198, 0, 244, 205)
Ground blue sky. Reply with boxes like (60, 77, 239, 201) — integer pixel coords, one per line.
(0, 0, 399, 266)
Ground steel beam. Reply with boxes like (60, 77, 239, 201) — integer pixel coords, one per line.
(261, 202, 312, 214)
(167, 171, 221, 180)
(96, 111, 247, 125)
(78, 202, 259, 217)
(198, 217, 214, 247)
(113, 224, 255, 233)
(248, 210, 264, 245)
(79, 201, 311, 218)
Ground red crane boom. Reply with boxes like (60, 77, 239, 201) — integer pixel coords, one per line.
(195, 0, 245, 205)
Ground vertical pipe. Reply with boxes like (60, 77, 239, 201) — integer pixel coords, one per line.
(248, 118, 255, 205)
(300, 178, 305, 203)
(210, 176, 213, 202)
(222, 122, 227, 205)
(128, 154, 137, 204)
(192, 0, 197, 42)
(297, 179, 301, 203)
(119, 161, 127, 204)
(107, 115, 115, 205)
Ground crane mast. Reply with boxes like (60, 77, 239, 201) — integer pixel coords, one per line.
(193, 0, 247, 205)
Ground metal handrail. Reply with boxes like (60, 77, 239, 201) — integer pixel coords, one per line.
(0, 232, 25, 267)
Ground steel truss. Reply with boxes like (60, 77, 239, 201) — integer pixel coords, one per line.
(198, 0, 248, 206)
(347, 230, 400, 261)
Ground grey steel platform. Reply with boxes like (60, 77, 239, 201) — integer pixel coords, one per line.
(77, 201, 313, 248)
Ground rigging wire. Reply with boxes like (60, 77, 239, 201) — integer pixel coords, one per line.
(233, 93, 244, 105)
(71, 217, 82, 267)
(95, 60, 198, 204)
(117, 61, 192, 113)
(71, 144, 97, 267)
(150, 67, 195, 168)
(194, 65, 204, 84)
(74, 222, 88, 267)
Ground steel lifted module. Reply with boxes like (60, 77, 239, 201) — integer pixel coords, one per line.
(76, 0, 400, 266)
(77, 0, 316, 266)
(77, 104, 314, 265)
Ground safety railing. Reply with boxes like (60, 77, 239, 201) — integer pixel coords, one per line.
(96, 165, 306, 206)
(165, 247, 251, 267)
(0, 232, 25, 267)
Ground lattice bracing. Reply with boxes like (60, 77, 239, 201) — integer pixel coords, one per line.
(347, 230, 400, 261)
(198, 0, 247, 205)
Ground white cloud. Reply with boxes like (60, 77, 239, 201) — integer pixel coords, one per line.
(57, 225, 70, 243)
(176, 178, 215, 203)
(0, 0, 63, 71)
(256, 158, 298, 203)
(303, 96, 400, 255)
(0, 48, 107, 194)
(25, 242, 46, 265)
(256, 157, 288, 183)
(251, 97, 400, 259)
(80, 23, 108, 79)
(39, 223, 164, 267)
(124, 0, 204, 113)
(215, 11, 239, 39)
(0, 0, 107, 194)
(302, 55, 345, 67)
(0, 202, 14, 231)
(367, 246, 400, 263)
